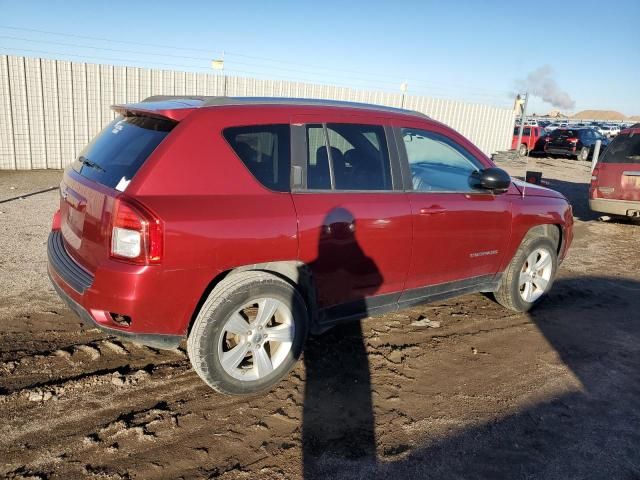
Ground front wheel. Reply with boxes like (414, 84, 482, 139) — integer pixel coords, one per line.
(494, 236, 558, 312)
(187, 271, 308, 395)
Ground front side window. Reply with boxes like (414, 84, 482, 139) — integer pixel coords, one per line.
(224, 124, 291, 192)
(305, 124, 392, 191)
(401, 128, 483, 192)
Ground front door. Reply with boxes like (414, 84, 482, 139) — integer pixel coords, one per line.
(394, 124, 512, 292)
(290, 114, 412, 320)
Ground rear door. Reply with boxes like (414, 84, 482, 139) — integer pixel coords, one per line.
(60, 115, 175, 271)
(290, 114, 411, 317)
(594, 131, 640, 202)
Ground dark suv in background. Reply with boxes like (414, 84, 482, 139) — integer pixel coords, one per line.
(544, 127, 609, 161)
(48, 97, 573, 395)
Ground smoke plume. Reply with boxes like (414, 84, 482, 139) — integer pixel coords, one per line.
(516, 66, 575, 110)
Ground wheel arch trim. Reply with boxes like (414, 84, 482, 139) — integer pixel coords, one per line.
(186, 261, 318, 336)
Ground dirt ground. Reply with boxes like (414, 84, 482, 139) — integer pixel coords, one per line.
(1, 156, 639, 480)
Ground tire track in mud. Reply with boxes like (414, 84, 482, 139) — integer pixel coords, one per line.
(0, 336, 188, 394)
(2, 357, 307, 479)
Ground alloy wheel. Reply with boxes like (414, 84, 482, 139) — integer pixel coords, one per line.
(518, 248, 553, 302)
(217, 298, 295, 381)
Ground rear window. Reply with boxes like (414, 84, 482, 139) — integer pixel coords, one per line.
(550, 129, 578, 138)
(223, 125, 291, 192)
(71, 116, 174, 190)
(600, 133, 640, 164)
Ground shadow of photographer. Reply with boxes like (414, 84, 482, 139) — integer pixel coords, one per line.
(300, 260, 640, 478)
(300, 207, 381, 478)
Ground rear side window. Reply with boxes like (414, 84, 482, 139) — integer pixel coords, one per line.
(224, 125, 291, 192)
(305, 123, 392, 191)
(513, 127, 532, 136)
(600, 134, 640, 164)
(72, 116, 174, 190)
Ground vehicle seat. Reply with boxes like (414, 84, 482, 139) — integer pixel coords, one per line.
(345, 149, 383, 190)
(311, 147, 344, 189)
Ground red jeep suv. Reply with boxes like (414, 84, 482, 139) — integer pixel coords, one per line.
(48, 97, 573, 395)
(590, 124, 640, 219)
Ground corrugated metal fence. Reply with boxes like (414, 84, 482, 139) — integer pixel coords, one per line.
(0, 55, 514, 170)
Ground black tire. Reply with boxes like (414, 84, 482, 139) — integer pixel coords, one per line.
(577, 146, 589, 161)
(493, 236, 558, 312)
(187, 271, 308, 395)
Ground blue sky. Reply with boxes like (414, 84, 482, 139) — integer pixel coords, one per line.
(1, 0, 639, 115)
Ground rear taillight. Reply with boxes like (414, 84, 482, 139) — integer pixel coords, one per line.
(590, 166, 599, 198)
(567, 138, 578, 143)
(110, 198, 163, 265)
(51, 209, 61, 230)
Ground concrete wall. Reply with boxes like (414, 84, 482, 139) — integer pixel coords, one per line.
(0, 55, 514, 169)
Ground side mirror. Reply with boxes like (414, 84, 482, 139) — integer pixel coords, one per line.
(471, 167, 511, 193)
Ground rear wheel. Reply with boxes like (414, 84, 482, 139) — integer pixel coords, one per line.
(577, 146, 589, 161)
(518, 144, 528, 157)
(187, 271, 308, 395)
(494, 236, 558, 312)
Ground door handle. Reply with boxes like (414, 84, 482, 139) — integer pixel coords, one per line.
(419, 206, 446, 215)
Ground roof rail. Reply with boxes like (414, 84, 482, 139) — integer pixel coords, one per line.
(141, 95, 429, 119)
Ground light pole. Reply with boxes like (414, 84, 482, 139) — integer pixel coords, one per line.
(400, 81, 408, 108)
(211, 53, 226, 96)
(515, 92, 529, 155)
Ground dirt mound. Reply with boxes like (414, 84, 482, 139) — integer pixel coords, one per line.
(571, 110, 627, 120)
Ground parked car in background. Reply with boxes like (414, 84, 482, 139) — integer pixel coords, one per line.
(599, 125, 620, 137)
(544, 127, 609, 161)
(47, 96, 574, 395)
(512, 126, 548, 156)
(590, 125, 640, 219)
(545, 122, 568, 132)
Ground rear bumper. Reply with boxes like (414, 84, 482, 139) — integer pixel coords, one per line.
(589, 198, 640, 217)
(48, 271, 181, 349)
(545, 147, 577, 156)
(47, 230, 183, 349)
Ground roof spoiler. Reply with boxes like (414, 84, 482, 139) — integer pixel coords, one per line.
(111, 99, 201, 122)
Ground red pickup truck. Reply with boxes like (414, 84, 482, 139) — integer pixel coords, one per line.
(512, 126, 547, 156)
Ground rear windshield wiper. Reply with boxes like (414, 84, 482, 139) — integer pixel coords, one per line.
(78, 156, 106, 172)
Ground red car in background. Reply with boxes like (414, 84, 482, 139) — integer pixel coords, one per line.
(512, 126, 547, 156)
(590, 125, 640, 218)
